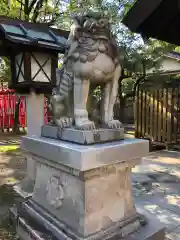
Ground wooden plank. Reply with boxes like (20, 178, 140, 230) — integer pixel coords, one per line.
(154, 89, 158, 142)
(156, 89, 160, 142)
(141, 90, 146, 137)
(162, 88, 167, 143)
(177, 85, 180, 138)
(158, 89, 162, 142)
(140, 89, 143, 137)
(170, 87, 174, 143)
(152, 90, 156, 141)
(167, 88, 172, 143)
(145, 90, 150, 137)
(137, 88, 142, 137)
(171, 87, 177, 143)
(134, 88, 138, 137)
(173, 88, 178, 142)
(149, 90, 154, 139)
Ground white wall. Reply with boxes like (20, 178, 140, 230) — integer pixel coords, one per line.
(147, 57, 180, 74)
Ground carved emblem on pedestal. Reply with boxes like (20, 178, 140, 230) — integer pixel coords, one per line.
(93, 130, 101, 142)
(46, 176, 64, 209)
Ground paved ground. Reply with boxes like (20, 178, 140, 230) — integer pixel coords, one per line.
(0, 134, 180, 239)
(133, 150, 180, 239)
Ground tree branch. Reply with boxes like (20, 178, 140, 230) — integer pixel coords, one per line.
(31, 0, 44, 22)
(28, 0, 38, 15)
(54, 0, 61, 8)
(24, 0, 29, 20)
(16, 0, 25, 5)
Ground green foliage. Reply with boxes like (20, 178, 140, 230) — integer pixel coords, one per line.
(0, 57, 11, 82)
(107, 0, 177, 97)
(121, 78, 135, 95)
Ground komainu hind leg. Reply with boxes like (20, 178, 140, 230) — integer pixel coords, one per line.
(74, 77, 95, 130)
(101, 65, 122, 129)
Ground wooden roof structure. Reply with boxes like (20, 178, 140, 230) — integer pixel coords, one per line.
(122, 0, 180, 45)
(0, 16, 69, 55)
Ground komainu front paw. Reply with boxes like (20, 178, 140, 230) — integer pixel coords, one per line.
(106, 119, 122, 129)
(75, 118, 96, 130)
(55, 117, 73, 128)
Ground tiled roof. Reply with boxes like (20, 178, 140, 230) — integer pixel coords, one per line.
(0, 16, 69, 51)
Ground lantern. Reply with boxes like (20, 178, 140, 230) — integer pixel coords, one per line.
(10, 51, 59, 94)
(0, 16, 69, 93)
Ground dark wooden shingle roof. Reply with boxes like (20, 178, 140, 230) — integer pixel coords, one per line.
(0, 16, 69, 53)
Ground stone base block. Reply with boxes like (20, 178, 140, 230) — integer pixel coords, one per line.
(15, 200, 165, 240)
(41, 125, 124, 145)
(16, 200, 143, 240)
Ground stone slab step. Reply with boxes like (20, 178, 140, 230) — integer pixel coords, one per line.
(10, 204, 165, 240)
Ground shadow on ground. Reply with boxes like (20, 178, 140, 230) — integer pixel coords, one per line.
(0, 146, 26, 240)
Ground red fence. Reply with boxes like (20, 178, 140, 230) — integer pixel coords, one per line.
(0, 86, 51, 132)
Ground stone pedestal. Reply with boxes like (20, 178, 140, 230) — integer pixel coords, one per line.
(14, 136, 158, 240)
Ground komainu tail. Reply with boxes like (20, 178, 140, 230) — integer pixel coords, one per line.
(56, 68, 73, 97)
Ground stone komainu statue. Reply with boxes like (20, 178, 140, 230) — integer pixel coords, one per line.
(51, 12, 122, 130)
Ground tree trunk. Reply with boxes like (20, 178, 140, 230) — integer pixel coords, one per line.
(13, 95, 21, 133)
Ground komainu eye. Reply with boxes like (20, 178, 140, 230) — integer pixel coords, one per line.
(99, 19, 105, 26)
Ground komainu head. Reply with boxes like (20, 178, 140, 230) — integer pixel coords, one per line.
(73, 12, 111, 38)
